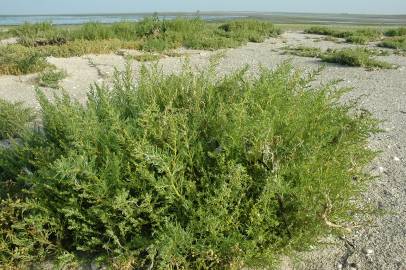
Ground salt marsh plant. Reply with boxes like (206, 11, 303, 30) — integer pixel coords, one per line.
(37, 68, 67, 88)
(0, 99, 34, 140)
(0, 62, 378, 269)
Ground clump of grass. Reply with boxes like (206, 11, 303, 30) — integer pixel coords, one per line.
(0, 45, 50, 75)
(37, 69, 67, 88)
(282, 46, 322, 57)
(0, 29, 14, 40)
(10, 18, 280, 54)
(384, 27, 406, 37)
(0, 62, 378, 269)
(378, 37, 406, 51)
(1, 18, 281, 75)
(12, 22, 68, 47)
(305, 26, 382, 45)
(0, 98, 34, 139)
(132, 53, 161, 62)
(321, 48, 394, 69)
(37, 39, 141, 58)
(283, 46, 393, 69)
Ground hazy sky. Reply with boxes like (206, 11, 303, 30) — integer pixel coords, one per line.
(1, 0, 406, 15)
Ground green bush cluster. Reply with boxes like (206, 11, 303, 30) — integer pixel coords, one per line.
(0, 17, 280, 75)
(304, 26, 382, 45)
(0, 98, 34, 140)
(321, 48, 394, 69)
(9, 17, 280, 53)
(37, 68, 67, 88)
(283, 46, 393, 69)
(379, 37, 406, 51)
(0, 45, 51, 75)
(0, 62, 378, 269)
(282, 46, 322, 58)
(384, 27, 406, 37)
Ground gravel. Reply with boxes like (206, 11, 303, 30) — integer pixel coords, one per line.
(0, 31, 405, 270)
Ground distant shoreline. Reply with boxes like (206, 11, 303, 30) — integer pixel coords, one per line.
(1, 12, 406, 26)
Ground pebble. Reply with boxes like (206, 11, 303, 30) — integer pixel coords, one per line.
(336, 262, 343, 270)
(393, 156, 400, 162)
(378, 166, 386, 174)
(362, 247, 374, 256)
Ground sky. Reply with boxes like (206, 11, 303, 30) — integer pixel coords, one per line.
(1, 0, 406, 15)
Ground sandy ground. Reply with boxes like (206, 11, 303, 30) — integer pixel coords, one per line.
(0, 32, 405, 270)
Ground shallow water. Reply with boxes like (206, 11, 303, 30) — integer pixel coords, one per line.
(1, 12, 405, 26)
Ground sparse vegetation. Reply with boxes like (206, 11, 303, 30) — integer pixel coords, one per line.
(0, 98, 34, 139)
(321, 48, 394, 69)
(304, 26, 382, 45)
(0, 18, 281, 75)
(0, 62, 378, 269)
(282, 46, 322, 57)
(384, 27, 406, 37)
(283, 46, 394, 69)
(132, 53, 162, 62)
(37, 68, 67, 88)
(0, 45, 51, 75)
(378, 37, 406, 51)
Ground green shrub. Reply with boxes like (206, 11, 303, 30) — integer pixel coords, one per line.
(378, 37, 406, 50)
(0, 62, 378, 269)
(0, 98, 34, 140)
(384, 27, 406, 37)
(305, 26, 382, 44)
(37, 68, 67, 88)
(321, 48, 394, 69)
(132, 53, 162, 62)
(0, 45, 50, 75)
(282, 46, 322, 58)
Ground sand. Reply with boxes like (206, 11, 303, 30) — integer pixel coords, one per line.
(0, 32, 405, 270)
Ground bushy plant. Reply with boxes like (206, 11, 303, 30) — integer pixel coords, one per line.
(378, 37, 406, 50)
(384, 27, 406, 37)
(282, 46, 322, 58)
(0, 45, 50, 75)
(0, 62, 378, 269)
(305, 26, 382, 44)
(0, 98, 34, 140)
(37, 68, 67, 88)
(321, 48, 394, 69)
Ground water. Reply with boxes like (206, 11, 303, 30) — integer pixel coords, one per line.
(0, 14, 247, 26)
(0, 12, 405, 26)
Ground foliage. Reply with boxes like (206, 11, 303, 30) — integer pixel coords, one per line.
(0, 98, 34, 140)
(282, 46, 322, 58)
(0, 18, 281, 75)
(0, 62, 378, 269)
(321, 48, 395, 69)
(384, 27, 406, 37)
(0, 45, 50, 75)
(132, 53, 162, 62)
(37, 69, 67, 88)
(378, 37, 406, 51)
(304, 26, 382, 44)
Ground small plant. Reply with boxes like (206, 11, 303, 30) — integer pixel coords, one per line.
(384, 27, 406, 37)
(321, 48, 394, 69)
(0, 45, 50, 75)
(37, 69, 67, 88)
(0, 98, 34, 139)
(132, 53, 161, 62)
(282, 46, 322, 58)
(305, 26, 383, 45)
(378, 37, 406, 51)
(0, 62, 378, 269)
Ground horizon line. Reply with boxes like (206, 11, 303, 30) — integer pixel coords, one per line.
(1, 11, 406, 17)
